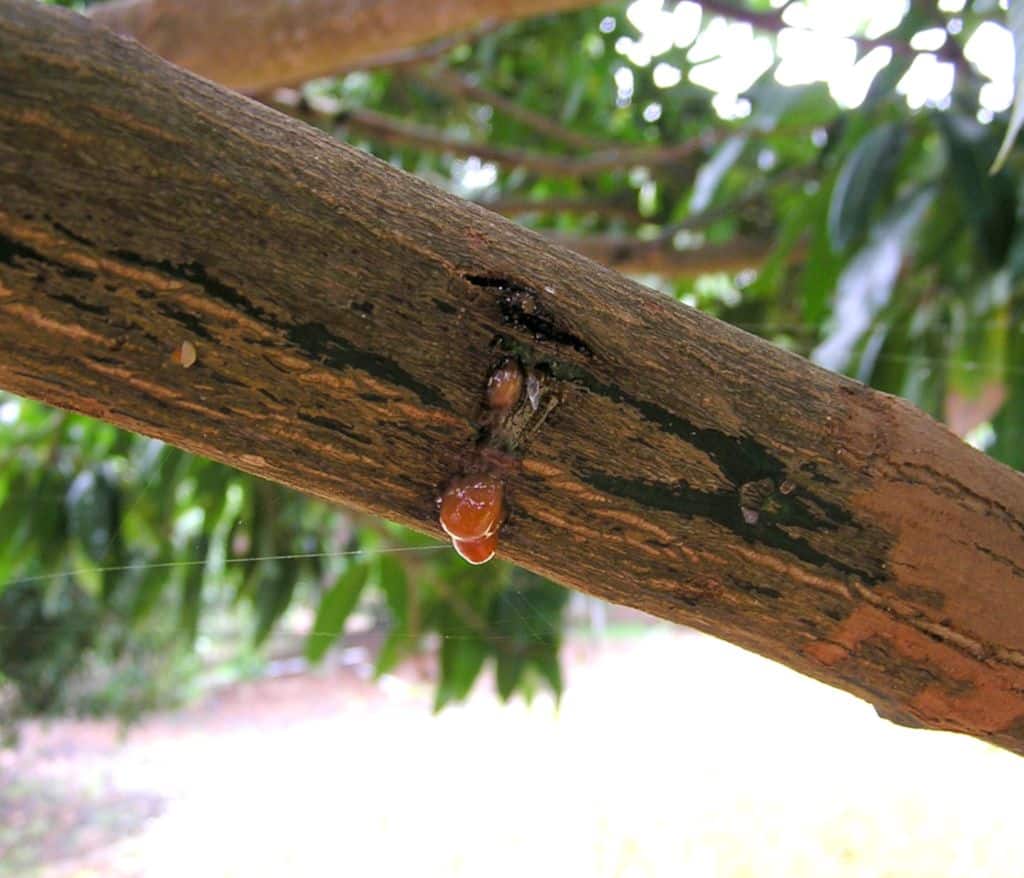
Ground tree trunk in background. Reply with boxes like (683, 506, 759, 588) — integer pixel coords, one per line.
(4, 1, 1024, 756)
(88, 0, 603, 92)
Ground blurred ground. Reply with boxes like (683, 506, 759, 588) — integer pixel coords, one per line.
(2, 624, 1024, 878)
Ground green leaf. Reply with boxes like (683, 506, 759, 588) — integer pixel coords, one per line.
(305, 564, 368, 663)
(560, 76, 585, 124)
(253, 570, 297, 647)
(495, 650, 526, 701)
(992, 0, 1024, 173)
(860, 309, 911, 396)
(377, 554, 408, 624)
(751, 187, 815, 299)
(939, 112, 1018, 267)
(991, 304, 1024, 468)
(65, 468, 119, 564)
(69, 542, 102, 597)
(815, 186, 934, 372)
(827, 122, 904, 252)
(948, 290, 1009, 398)
(799, 188, 846, 328)
(179, 538, 209, 648)
(749, 80, 835, 130)
(530, 649, 563, 699)
(689, 135, 746, 214)
(129, 560, 172, 623)
(434, 632, 488, 711)
(373, 627, 405, 678)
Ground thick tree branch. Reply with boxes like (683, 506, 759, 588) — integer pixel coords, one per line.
(88, 0, 605, 93)
(5, 1, 1024, 757)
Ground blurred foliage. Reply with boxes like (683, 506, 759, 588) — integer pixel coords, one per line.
(0, 396, 569, 731)
(4, 0, 1024, 732)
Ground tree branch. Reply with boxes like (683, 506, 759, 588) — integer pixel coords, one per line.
(289, 101, 727, 177)
(477, 194, 644, 223)
(701, 0, 969, 72)
(546, 233, 777, 277)
(87, 0, 606, 93)
(333, 20, 506, 78)
(417, 66, 615, 152)
(6, 1, 1024, 757)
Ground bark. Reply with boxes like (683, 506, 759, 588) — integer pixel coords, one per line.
(87, 0, 603, 93)
(4, 1, 1024, 756)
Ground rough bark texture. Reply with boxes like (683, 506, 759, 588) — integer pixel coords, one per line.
(4, 1, 1024, 755)
(88, 0, 602, 92)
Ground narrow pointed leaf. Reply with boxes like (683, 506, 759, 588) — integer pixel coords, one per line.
(305, 564, 368, 663)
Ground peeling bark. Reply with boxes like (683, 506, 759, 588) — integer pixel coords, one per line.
(4, 1, 1024, 756)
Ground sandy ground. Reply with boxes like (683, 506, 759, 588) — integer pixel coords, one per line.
(3, 626, 1024, 878)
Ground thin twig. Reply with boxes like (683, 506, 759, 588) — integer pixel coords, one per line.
(548, 232, 782, 277)
(281, 99, 732, 177)
(700, 0, 970, 73)
(335, 19, 506, 78)
(476, 194, 644, 222)
(415, 66, 615, 152)
(652, 163, 811, 245)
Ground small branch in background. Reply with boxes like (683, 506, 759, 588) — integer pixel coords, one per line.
(337, 107, 715, 176)
(279, 98, 732, 177)
(347, 20, 505, 78)
(700, 0, 970, 73)
(272, 94, 811, 279)
(909, 0, 970, 71)
(650, 164, 812, 247)
(476, 194, 644, 223)
(416, 66, 616, 152)
(945, 385, 1007, 439)
(649, 200, 742, 248)
(549, 232, 779, 277)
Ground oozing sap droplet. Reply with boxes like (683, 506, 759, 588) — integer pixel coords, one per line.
(439, 474, 505, 564)
(171, 340, 197, 368)
(452, 532, 498, 565)
(439, 473, 504, 542)
(439, 360, 524, 564)
(486, 359, 524, 412)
